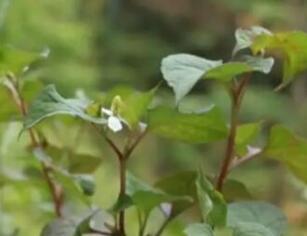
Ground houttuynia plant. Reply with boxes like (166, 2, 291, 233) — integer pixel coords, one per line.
(1, 26, 307, 235)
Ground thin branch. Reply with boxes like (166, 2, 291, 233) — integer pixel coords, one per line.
(90, 229, 112, 235)
(229, 148, 262, 171)
(105, 135, 123, 160)
(155, 217, 171, 236)
(125, 129, 148, 159)
(138, 211, 149, 236)
(118, 157, 127, 236)
(4, 75, 63, 217)
(91, 124, 123, 160)
(215, 75, 250, 191)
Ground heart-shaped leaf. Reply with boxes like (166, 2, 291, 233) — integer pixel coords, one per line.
(161, 54, 222, 103)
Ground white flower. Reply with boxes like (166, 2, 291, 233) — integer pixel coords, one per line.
(101, 107, 148, 133)
(101, 108, 123, 132)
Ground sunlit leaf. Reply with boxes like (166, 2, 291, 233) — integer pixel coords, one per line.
(236, 122, 262, 156)
(233, 26, 272, 55)
(184, 223, 213, 236)
(24, 85, 107, 129)
(117, 89, 155, 128)
(251, 31, 307, 88)
(0, 85, 19, 121)
(264, 125, 307, 183)
(148, 106, 228, 143)
(161, 54, 222, 103)
(103, 86, 156, 128)
(227, 201, 287, 236)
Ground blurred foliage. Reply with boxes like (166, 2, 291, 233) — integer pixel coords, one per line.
(1, 0, 307, 235)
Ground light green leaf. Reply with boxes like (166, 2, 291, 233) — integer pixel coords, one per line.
(264, 125, 307, 183)
(33, 148, 95, 202)
(233, 26, 272, 55)
(236, 122, 262, 156)
(114, 88, 155, 128)
(161, 54, 222, 103)
(251, 31, 307, 88)
(233, 222, 275, 236)
(205, 56, 274, 81)
(155, 171, 196, 218)
(184, 223, 214, 236)
(196, 172, 227, 227)
(0, 85, 20, 121)
(148, 106, 228, 143)
(40, 209, 98, 236)
(0, 46, 49, 77)
(45, 145, 102, 174)
(53, 170, 93, 203)
(227, 201, 287, 235)
(24, 85, 107, 129)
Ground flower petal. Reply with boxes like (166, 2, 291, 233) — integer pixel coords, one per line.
(108, 116, 123, 132)
(101, 108, 113, 116)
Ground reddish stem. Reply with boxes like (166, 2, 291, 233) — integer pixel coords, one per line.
(215, 76, 250, 191)
(5, 76, 63, 217)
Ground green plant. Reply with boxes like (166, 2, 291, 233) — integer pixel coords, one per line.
(1, 26, 307, 236)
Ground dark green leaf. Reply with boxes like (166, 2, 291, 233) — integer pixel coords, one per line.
(24, 85, 107, 129)
(124, 172, 189, 215)
(161, 54, 222, 103)
(264, 125, 307, 183)
(155, 171, 196, 218)
(223, 179, 252, 202)
(227, 201, 287, 235)
(233, 222, 275, 236)
(184, 223, 214, 236)
(148, 106, 228, 143)
(196, 172, 227, 227)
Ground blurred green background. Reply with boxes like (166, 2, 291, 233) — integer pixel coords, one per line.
(1, 0, 307, 235)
